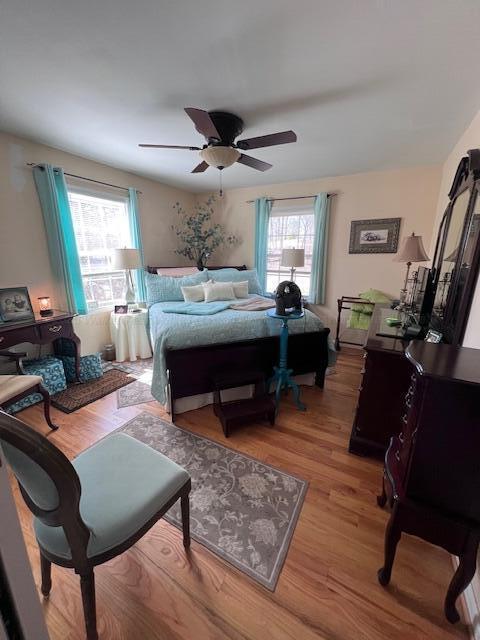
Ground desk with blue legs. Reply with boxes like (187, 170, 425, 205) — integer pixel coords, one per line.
(266, 308, 306, 412)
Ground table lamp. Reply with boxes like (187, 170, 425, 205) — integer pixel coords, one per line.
(394, 232, 429, 306)
(281, 248, 305, 281)
(38, 296, 53, 317)
(112, 248, 141, 304)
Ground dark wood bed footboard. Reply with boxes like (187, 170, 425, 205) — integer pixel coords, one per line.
(165, 329, 330, 422)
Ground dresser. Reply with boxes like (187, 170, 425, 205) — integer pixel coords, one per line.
(349, 304, 413, 458)
(377, 341, 480, 623)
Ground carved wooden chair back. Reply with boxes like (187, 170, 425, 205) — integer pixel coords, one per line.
(0, 410, 90, 569)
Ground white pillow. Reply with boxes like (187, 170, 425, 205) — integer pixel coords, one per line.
(181, 283, 205, 302)
(202, 281, 235, 302)
(232, 280, 249, 298)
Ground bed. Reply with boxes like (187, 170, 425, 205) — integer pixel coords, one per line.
(146, 266, 335, 420)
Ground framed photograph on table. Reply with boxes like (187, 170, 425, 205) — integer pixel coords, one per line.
(114, 304, 128, 314)
(349, 218, 401, 254)
(0, 287, 35, 322)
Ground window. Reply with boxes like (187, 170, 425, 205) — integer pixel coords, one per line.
(67, 189, 131, 311)
(266, 207, 315, 297)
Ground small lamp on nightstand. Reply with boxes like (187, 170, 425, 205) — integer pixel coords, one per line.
(394, 232, 429, 307)
(281, 248, 305, 281)
(112, 248, 141, 305)
(38, 296, 53, 317)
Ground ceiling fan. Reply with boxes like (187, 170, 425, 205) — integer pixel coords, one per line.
(139, 108, 297, 173)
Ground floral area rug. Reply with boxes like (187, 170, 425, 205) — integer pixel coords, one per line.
(102, 359, 156, 408)
(116, 377, 154, 407)
(118, 412, 307, 590)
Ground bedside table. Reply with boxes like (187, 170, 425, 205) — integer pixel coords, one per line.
(109, 309, 152, 362)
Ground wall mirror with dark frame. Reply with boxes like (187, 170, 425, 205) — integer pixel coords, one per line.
(429, 149, 480, 344)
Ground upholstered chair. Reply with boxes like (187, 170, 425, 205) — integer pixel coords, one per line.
(0, 411, 191, 640)
(0, 350, 58, 430)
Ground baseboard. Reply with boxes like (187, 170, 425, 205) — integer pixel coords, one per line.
(452, 556, 480, 639)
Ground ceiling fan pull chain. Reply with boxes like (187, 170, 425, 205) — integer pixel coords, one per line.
(219, 169, 223, 198)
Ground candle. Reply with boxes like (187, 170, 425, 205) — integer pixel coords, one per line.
(38, 296, 53, 316)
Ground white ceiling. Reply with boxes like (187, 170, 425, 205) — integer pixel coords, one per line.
(1, 0, 480, 192)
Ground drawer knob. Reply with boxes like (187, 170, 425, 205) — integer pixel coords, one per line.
(48, 325, 62, 333)
(0, 336, 4, 343)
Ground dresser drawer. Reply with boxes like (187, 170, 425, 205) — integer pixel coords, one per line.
(0, 326, 38, 349)
(38, 321, 70, 341)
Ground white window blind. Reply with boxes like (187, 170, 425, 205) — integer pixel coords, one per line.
(266, 206, 315, 297)
(67, 189, 131, 310)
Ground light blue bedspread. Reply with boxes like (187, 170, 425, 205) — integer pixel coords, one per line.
(149, 296, 336, 404)
(161, 301, 232, 315)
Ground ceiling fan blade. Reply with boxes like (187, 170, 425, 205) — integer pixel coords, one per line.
(237, 154, 272, 172)
(236, 130, 297, 150)
(191, 161, 209, 173)
(138, 144, 201, 150)
(184, 107, 221, 140)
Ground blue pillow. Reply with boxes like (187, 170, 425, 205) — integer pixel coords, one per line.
(145, 270, 208, 304)
(206, 268, 262, 295)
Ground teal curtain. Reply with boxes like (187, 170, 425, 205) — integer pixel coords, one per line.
(127, 187, 147, 303)
(33, 165, 87, 315)
(254, 197, 272, 293)
(310, 193, 331, 304)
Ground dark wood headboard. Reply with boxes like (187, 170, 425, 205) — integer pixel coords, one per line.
(146, 265, 247, 274)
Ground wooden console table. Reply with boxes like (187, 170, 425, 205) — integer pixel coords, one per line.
(0, 310, 81, 380)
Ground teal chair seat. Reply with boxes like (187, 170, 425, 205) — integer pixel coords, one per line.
(34, 432, 189, 560)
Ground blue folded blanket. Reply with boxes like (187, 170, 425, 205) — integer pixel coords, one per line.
(160, 301, 233, 315)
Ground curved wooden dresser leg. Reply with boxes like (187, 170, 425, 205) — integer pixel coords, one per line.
(377, 475, 387, 508)
(378, 503, 402, 586)
(444, 536, 479, 624)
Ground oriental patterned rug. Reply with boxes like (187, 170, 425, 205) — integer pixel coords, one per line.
(117, 412, 307, 590)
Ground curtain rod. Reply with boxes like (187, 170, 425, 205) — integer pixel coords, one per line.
(26, 163, 142, 194)
(246, 193, 336, 203)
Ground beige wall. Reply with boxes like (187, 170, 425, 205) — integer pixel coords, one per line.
(430, 109, 480, 349)
(198, 164, 442, 330)
(0, 130, 444, 343)
(0, 131, 194, 351)
(0, 131, 194, 310)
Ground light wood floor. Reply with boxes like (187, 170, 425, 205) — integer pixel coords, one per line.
(9, 349, 470, 640)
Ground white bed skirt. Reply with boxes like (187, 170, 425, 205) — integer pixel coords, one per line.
(166, 373, 317, 415)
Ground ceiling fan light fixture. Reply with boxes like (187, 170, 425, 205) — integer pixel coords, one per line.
(200, 146, 240, 169)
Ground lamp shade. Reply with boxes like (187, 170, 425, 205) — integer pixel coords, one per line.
(200, 146, 241, 169)
(394, 233, 429, 263)
(112, 248, 141, 270)
(281, 248, 305, 268)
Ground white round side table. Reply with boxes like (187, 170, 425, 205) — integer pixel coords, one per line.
(109, 309, 152, 362)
